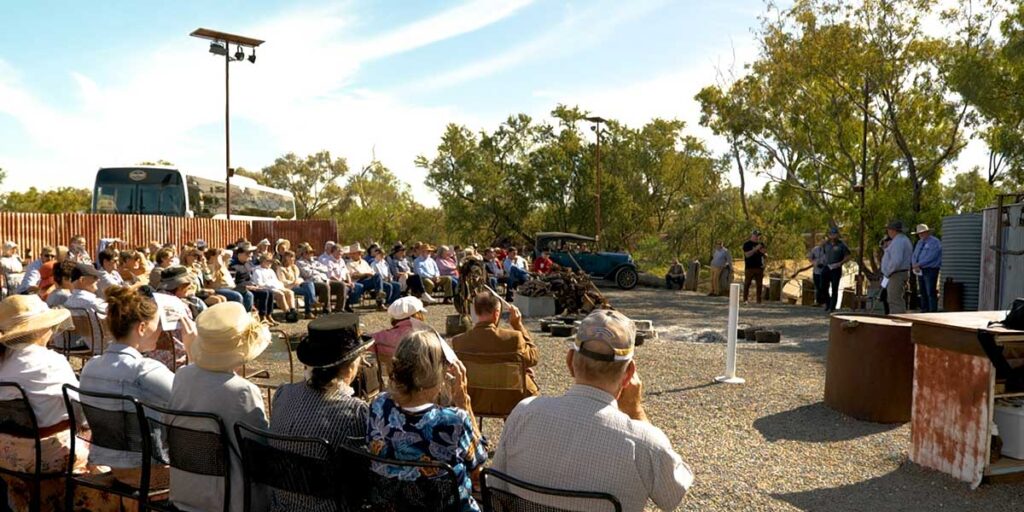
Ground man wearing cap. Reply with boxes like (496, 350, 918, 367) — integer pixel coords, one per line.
(912, 224, 943, 313)
(452, 292, 539, 417)
(64, 262, 111, 351)
(882, 220, 913, 314)
(821, 227, 852, 312)
(414, 243, 453, 303)
(492, 309, 693, 511)
(742, 230, 767, 304)
(371, 296, 428, 374)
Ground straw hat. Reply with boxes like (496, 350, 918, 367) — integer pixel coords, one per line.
(346, 242, 365, 254)
(913, 224, 932, 235)
(189, 302, 271, 372)
(0, 295, 72, 346)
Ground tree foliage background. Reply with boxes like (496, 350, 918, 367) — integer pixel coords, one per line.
(2, 0, 1023, 276)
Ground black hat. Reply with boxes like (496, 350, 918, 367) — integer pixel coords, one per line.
(886, 220, 904, 231)
(71, 263, 100, 280)
(390, 243, 406, 254)
(297, 313, 375, 368)
(158, 266, 192, 291)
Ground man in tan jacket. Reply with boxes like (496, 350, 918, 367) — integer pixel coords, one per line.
(452, 292, 540, 417)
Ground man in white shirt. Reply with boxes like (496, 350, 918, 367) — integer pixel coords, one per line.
(370, 245, 402, 307)
(501, 247, 530, 299)
(1, 240, 25, 295)
(322, 244, 358, 312)
(16, 246, 55, 294)
(492, 309, 693, 512)
(96, 248, 126, 299)
(63, 263, 110, 351)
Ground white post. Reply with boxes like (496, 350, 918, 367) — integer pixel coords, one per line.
(715, 283, 745, 384)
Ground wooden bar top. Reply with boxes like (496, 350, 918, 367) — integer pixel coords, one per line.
(890, 311, 1023, 356)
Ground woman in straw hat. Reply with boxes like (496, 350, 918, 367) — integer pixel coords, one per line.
(166, 301, 271, 512)
(0, 295, 119, 511)
(269, 313, 374, 511)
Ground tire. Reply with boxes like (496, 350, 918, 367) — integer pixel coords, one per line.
(615, 267, 638, 290)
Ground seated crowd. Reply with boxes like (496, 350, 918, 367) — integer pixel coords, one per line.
(0, 234, 693, 512)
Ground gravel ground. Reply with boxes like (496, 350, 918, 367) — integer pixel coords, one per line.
(252, 288, 1024, 511)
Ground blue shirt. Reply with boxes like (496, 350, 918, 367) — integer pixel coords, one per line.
(912, 236, 942, 269)
(79, 343, 175, 468)
(367, 393, 487, 512)
(414, 256, 440, 279)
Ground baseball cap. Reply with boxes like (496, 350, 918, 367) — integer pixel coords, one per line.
(886, 220, 904, 231)
(387, 296, 427, 321)
(3, 241, 17, 251)
(569, 309, 637, 362)
(828, 226, 839, 235)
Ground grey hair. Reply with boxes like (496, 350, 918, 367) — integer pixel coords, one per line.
(390, 329, 446, 398)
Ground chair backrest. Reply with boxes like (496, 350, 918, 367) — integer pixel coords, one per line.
(233, 421, 342, 511)
(65, 306, 105, 355)
(335, 442, 462, 512)
(457, 351, 527, 393)
(143, 403, 231, 512)
(0, 382, 38, 438)
(353, 353, 384, 401)
(481, 468, 623, 512)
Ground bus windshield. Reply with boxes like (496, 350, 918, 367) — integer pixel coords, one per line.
(93, 168, 186, 216)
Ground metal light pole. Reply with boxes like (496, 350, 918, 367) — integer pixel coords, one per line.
(190, 28, 264, 220)
(586, 116, 607, 248)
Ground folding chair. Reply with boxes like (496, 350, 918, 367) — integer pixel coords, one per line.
(49, 307, 92, 361)
(143, 403, 231, 512)
(352, 352, 385, 402)
(334, 442, 462, 512)
(455, 351, 529, 431)
(234, 422, 343, 511)
(62, 384, 159, 511)
(64, 307, 108, 363)
(241, 328, 296, 382)
(481, 468, 623, 512)
(0, 382, 68, 512)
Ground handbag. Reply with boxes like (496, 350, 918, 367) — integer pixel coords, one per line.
(1000, 298, 1024, 330)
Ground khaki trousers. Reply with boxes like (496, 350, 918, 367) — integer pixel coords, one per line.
(710, 266, 723, 295)
(423, 276, 453, 296)
(887, 271, 909, 314)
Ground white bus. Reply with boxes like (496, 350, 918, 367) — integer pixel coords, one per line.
(92, 166, 297, 220)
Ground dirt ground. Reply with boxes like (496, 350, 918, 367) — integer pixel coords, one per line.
(253, 287, 1024, 511)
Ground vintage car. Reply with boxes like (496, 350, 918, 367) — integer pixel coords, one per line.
(533, 232, 639, 290)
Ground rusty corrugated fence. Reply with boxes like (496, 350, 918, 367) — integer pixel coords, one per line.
(0, 213, 337, 256)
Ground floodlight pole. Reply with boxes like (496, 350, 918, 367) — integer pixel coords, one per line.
(189, 28, 264, 221)
(586, 116, 607, 249)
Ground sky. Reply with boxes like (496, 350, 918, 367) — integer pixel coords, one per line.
(0, 0, 986, 206)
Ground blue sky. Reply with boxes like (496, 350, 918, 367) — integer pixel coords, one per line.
(0, 1, 815, 204)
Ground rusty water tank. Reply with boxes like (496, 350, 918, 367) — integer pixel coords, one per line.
(824, 314, 914, 423)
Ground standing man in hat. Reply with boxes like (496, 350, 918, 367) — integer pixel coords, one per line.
(821, 227, 852, 312)
(882, 221, 913, 314)
(742, 230, 767, 304)
(912, 223, 943, 313)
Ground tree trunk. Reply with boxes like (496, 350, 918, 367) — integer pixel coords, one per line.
(732, 143, 751, 222)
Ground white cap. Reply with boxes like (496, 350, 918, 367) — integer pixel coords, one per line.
(387, 296, 427, 320)
(3, 241, 17, 250)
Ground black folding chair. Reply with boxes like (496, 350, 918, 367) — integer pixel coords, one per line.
(234, 422, 343, 512)
(0, 382, 68, 512)
(143, 403, 230, 512)
(61, 384, 156, 511)
(334, 442, 462, 512)
(64, 307, 108, 363)
(480, 468, 622, 512)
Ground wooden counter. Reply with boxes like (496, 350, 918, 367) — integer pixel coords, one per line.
(892, 311, 1022, 488)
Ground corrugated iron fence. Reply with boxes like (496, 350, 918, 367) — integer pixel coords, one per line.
(0, 213, 337, 256)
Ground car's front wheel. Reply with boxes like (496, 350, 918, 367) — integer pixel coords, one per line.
(615, 267, 638, 290)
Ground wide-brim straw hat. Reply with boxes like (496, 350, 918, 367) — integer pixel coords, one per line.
(189, 302, 271, 372)
(0, 295, 72, 346)
(346, 242, 365, 254)
(913, 224, 932, 235)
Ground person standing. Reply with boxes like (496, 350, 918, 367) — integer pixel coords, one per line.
(821, 227, 852, 312)
(807, 238, 827, 306)
(881, 221, 913, 314)
(709, 241, 731, 297)
(912, 224, 943, 313)
(742, 230, 767, 304)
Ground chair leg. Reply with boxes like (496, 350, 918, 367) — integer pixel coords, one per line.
(29, 477, 41, 512)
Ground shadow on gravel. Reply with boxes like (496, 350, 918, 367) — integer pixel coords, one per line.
(754, 402, 900, 443)
(772, 462, 1022, 512)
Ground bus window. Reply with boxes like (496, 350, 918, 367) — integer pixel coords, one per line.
(95, 183, 134, 213)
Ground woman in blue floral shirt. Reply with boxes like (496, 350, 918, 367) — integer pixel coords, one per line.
(367, 330, 487, 512)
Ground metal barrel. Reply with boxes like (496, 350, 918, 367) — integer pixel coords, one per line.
(824, 314, 914, 423)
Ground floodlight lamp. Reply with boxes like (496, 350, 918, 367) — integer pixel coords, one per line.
(209, 42, 227, 56)
(248, 48, 256, 63)
(235, 46, 244, 61)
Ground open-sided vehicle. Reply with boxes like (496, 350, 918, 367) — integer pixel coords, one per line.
(533, 232, 639, 290)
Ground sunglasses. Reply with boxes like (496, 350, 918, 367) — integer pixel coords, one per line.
(42, 254, 55, 259)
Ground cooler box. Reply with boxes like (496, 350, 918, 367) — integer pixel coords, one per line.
(994, 400, 1024, 459)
